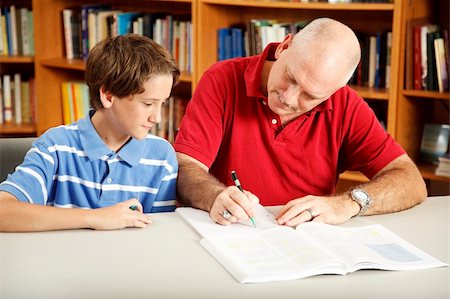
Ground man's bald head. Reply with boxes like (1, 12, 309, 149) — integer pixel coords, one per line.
(291, 18, 361, 87)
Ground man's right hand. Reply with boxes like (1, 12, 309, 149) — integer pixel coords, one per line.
(210, 186, 259, 225)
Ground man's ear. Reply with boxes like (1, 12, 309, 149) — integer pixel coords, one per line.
(274, 34, 293, 59)
(99, 87, 113, 108)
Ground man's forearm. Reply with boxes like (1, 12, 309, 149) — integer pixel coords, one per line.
(176, 153, 226, 211)
(355, 154, 427, 216)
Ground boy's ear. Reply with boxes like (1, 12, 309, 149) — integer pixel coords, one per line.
(99, 87, 114, 108)
(274, 34, 293, 59)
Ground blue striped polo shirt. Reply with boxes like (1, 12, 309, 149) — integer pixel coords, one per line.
(0, 112, 178, 213)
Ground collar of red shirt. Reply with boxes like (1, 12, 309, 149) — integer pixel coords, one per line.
(244, 42, 333, 113)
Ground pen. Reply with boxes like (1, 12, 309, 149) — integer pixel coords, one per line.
(231, 170, 256, 228)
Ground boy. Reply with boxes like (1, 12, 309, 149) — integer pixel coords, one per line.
(0, 34, 180, 231)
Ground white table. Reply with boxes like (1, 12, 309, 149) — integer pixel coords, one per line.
(1, 196, 448, 299)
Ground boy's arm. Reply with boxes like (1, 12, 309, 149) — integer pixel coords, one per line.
(0, 191, 151, 232)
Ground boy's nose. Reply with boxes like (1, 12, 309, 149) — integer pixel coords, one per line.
(148, 109, 162, 124)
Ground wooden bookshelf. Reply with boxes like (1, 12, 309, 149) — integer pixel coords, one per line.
(396, 0, 449, 191)
(0, 1, 36, 137)
(3, 0, 446, 191)
(32, 0, 194, 135)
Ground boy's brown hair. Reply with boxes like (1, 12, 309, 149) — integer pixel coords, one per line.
(85, 34, 180, 110)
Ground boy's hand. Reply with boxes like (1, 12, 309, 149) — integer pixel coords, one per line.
(88, 199, 152, 230)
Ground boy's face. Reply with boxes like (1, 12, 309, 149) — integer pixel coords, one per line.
(111, 74, 173, 140)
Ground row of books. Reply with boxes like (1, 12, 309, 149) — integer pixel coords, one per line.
(0, 74, 35, 125)
(349, 31, 392, 89)
(420, 123, 449, 169)
(413, 25, 448, 92)
(60, 81, 188, 143)
(62, 4, 193, 73)
(149, 96, 188, 143)
(218, 19, 308, 60)
(435, 155, 450, 178)
(60, 82, 91, 125)
(406, 19, 449, 92)
(217, 21, 392, 90)
(0, 5, 34, 56)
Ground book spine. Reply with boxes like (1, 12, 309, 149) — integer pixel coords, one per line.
(8, 5, 18, 55)
(3, 75, 12, 123)
(413, 25, 422, 90)
(13, 73, 21, 124)
(20, 8, 30, 55)
(62, 9, 73, 60)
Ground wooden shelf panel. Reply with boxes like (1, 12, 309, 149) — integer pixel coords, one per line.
(339, 171, 369, 183)
(0, 56, 34, 63)
(350, 85, 389, 100)
(338, 165, 450, 184)
(38, 58, 192, 83)
(418, 163, 450, 183)
(402, 90, 450, 101)
(0, 123, 37, 136)
(201, 0, 394, 11)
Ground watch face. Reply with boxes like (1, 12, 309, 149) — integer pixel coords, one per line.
(353, 189, 370, 204)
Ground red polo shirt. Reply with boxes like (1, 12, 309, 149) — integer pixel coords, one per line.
(174, 43, 405, 206)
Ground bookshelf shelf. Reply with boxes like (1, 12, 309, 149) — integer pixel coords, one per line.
(402, 90, 450, 101)
(0, 56, 34, 63)
(0, 123, 36, 136)
(339, 171, 369, 183)
(40, 58, 86, 71)
(38, 59, 193, 83)
(418, 164, 450, 183)
(351, 85, 389, 101)
(201, 0, 394, 11)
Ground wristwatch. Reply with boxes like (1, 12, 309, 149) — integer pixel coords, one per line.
(350, 188, 372, 217)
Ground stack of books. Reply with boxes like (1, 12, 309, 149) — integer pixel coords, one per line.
(435, 154, 450, 178)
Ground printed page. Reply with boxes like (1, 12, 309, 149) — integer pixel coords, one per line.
(201, 226, 345, 283)
(296, 222, 448, 272)
(176, 204, 278, 238)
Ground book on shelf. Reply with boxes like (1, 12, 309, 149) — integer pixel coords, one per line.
(60, 81, 90, 124)
(435, 154, 450, 178)
(434, 37, 449, 92)
(176, 205, 447, 284)
(2, 74, 12, 123)
(0, 5, 34, 56)
(13, 73, 21, 124)
(420, 123, 450, 164)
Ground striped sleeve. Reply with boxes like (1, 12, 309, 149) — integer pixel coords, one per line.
(150, 143, 178, 212)
(0, 140, 57, 205)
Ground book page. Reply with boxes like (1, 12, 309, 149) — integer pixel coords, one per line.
(176, 204, 278, 238)
(201, 227, 345, 283)
(296, 222, 447, 271)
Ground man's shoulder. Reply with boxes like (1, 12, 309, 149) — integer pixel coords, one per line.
(206, 56, 251, 75)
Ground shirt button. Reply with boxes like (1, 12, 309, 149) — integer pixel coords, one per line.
(106, 178, 112, 183)
(271, 119, 278, 125)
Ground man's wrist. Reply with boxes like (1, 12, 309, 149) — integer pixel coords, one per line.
(339, 193, 361, 219)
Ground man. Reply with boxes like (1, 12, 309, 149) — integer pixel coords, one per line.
(174, 18, 427, 227)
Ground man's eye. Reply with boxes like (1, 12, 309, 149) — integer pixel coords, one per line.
(144, 103, 153, 107)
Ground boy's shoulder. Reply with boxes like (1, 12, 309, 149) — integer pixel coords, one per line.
(141, 134, 176, 156)
(37, 123, 81, 148)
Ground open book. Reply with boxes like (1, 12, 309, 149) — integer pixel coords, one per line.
(176, 206, 447, 284)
